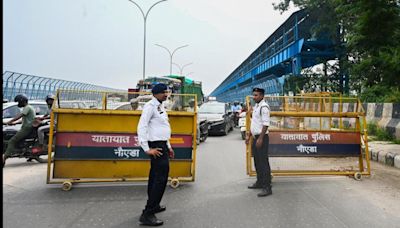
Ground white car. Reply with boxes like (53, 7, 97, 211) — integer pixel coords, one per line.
(3, 101, 49, 124)
(198, 101, 235, 135)
(112, 95, 152, 110)
(111, 102, 133, 110)
(57, 100, 92, 109)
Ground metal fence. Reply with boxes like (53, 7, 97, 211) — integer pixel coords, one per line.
(2, 71, 124, 102)
(245, 95, 371, 180)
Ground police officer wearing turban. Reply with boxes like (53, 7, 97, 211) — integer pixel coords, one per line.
(137, 83, 175, 226)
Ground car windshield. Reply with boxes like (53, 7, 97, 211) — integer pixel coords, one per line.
(199, 103, 225, 114)
(32, 104, 49, 115)
(3, 106, 21, 118)
(2, 103, 49, 119)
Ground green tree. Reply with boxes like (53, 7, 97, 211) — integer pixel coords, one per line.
(337, 0, 400, 89)
(274, 0, 349, 94)
(273, 0, 400, 101)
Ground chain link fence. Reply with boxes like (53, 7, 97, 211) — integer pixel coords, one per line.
(3, 71, 123, 102)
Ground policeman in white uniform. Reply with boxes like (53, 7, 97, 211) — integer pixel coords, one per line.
(245, 87, 272, 197)
(138, 83, 175, 226)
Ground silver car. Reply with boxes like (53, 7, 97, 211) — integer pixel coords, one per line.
(3, 101, 49, 124)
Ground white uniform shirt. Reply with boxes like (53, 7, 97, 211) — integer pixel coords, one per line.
(250, 99, 270, 136)
(138, 97, 172, 152)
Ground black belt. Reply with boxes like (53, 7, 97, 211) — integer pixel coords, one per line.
(149, 140, 167, 143)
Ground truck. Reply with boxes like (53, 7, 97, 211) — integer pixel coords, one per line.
(131, 75, 204, 106)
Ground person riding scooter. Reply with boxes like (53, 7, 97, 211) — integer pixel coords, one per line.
(238, 103, 248, 140)
(231, 101, 242, 127)
(3, 94, 36, 166)
(33, 94, 55, 152)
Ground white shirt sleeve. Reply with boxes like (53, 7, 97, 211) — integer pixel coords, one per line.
(261, 105, 270, 127)
(138, 104, 153, 152)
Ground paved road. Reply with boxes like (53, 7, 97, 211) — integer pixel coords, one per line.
(3, 129, 400, 228)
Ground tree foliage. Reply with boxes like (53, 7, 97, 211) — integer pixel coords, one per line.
(273, 0, 400, 102)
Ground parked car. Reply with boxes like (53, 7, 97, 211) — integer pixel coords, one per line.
(112, 95, 152, 110)
(198, 101, 234, 135)
(57, 100, 96, 109)
(111, 102, 132, 110)
(3, 101, 48, 124)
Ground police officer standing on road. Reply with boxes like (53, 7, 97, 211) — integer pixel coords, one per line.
(245, 88, 272, 197)
(137, 83, 174, 226)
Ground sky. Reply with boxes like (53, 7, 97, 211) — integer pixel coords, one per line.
(3, 0, 297, 95)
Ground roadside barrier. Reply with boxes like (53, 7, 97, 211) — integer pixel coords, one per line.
(245, 95, 371, 180)
(47, 90, 197, 191)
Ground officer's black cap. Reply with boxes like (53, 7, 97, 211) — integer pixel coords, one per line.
(252, 87, 265, 94)
(152, 83, 168, 94)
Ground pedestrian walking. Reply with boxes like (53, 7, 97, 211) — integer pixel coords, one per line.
(245, 87, 272, 197)
(137, 83, 175, 226)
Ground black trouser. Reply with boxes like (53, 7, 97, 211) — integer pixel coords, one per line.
(4, 126, 33, 157)
(252, 134, 271, 188)
(143, 141, 170, 215)
(234, 112, 239, 126)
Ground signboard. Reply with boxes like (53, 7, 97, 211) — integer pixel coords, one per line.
(267, 131, 361, 157)
(55, 133, 193, 160)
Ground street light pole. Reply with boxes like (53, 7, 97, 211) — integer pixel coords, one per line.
(172, 62, 193, 75)
(155, 44, 189, 75)
(128, 0, 167, 80)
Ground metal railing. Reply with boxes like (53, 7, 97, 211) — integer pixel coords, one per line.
(245, 95, 371, 179)
(55, 89, 198, 112)
(2, 71, 123, 102)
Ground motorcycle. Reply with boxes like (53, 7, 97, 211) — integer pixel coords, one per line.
(3, 121, 52, 167)
(238, 112, 247, 140)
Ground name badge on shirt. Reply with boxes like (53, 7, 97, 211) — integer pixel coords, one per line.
(157, 106, 164, 114)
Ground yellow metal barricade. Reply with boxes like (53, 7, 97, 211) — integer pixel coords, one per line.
(47, 90, 198, 190)
(245, 95, 371, 180)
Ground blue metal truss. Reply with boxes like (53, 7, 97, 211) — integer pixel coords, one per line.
(210, 9, 338, 102)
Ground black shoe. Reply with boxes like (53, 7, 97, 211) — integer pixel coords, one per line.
(139, 213, 163, 226)
(248, 183, 262, 189)
(257, 188, 272, 197)
(154, 205, 166, 213)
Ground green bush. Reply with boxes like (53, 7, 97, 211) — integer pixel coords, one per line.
(367, 122, 394, 141)
(360, 85, 400, 103)
(383, 88, 400, 102)
(367, 122, 378, 135)
(375, 127, 394, 141)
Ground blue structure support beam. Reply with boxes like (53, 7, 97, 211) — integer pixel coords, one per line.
(210, 9, 338, 102)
